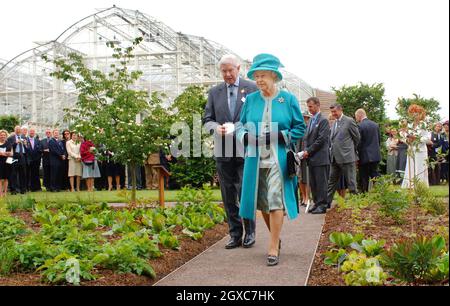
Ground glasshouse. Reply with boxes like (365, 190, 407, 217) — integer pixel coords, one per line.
(0, 6, 314, 131)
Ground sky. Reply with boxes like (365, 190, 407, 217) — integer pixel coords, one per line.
(1, 0, 448, 120)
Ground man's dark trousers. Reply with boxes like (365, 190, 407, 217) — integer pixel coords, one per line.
(359, 161, 379, 193)
(309, 164, 330, 208)
(216, 158, 255, 240)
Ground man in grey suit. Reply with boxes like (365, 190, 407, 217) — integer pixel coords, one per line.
(301, 97, 331, 214)
(355, 108, 381, 192)
(325, 104, 361, 211)
(203, 54, 258, 249)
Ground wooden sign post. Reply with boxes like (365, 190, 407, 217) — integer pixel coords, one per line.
(153, 165, 171, 208)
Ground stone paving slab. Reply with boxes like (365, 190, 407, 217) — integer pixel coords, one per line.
(154, 209, 325, 286)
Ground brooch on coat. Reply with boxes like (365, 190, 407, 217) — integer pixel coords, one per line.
(278, 97, 285, 103)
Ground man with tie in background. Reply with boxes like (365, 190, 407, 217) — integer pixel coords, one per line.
(7, 125, 28, 194)
(326, 104, 361, 209)
(26, 128, 42, 192)
(302, 97, 331, 214)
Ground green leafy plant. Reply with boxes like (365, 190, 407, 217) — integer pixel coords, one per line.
(341, 252, 387, 286)
(0, 215, 29, 242)
(329, 232, 363, 249)
(37, 254, 96, 285)
(324, 248, 347, 267)
(351, 239, 386, 257)
(381, 235, 448, 284)
(156, 230, 180, 250)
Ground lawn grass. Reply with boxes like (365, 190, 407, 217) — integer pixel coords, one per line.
(428, 185, 449, 198)
(2, 188, 223, 205)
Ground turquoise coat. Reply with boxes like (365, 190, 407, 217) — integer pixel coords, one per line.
(236, 90, 306, 220)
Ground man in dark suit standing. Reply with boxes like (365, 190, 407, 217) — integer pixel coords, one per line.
(48, 129, 66, 192)
(40, 129, 52, 190)
(355, 109, 381, 192)
(302, 97, 331, 214)
(25, 128, 42, 192)
(203, 54, 258, 249)
(326, 104, 361, 208)
(7, 125, 28, 194)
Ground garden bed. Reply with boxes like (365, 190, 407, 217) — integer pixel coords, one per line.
(307, 178, 449, 286)
(308, 202, 449, 286)
(0, 187, 229, 286)
(0, 220, 228, 286)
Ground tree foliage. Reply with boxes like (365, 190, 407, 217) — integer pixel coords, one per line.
(333, 82, 387, 125)
(396, 94, 441, 122)
(0, 115, 20, 133)
(43, 37, 172, 202)
(169, 86, 216, 188)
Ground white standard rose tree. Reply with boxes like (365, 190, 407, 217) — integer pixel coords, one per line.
(43, 37, 171, 204)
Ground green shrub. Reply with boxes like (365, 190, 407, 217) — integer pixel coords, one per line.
(413, 180, 447, 216)
(6, 196, 36, 212)
(370, 177, 410, 223)
(381, 235, 448, 284)
(16, 234, 63, 271)
(0, 240, 19, 275)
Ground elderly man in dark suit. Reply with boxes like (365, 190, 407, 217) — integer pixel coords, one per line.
(7, 125, 28, 194)
(203, 54, 258, 249)
(25, 128, 42, 192)
(326, 104, 361, 210)
(301, 97, 331, 214)
(355, 109, 381, 192)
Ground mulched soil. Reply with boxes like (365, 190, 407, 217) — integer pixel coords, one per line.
(307, 201, 449, 286)
(0, 211, 229, 286)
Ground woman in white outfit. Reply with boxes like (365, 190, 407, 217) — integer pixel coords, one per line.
(401, 105, 432, 189)
(66, 132, 82, 192)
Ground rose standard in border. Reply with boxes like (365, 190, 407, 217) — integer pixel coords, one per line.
(43, 37, 171, 204)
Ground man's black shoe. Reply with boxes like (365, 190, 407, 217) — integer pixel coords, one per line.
(308, 205, 319, 213)
(310, 206, 327, 214)
(243, 233, 256, 248)
(225, 238, 242, 249)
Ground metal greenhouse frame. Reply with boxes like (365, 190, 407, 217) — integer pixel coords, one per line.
(0, 6, 314, 132)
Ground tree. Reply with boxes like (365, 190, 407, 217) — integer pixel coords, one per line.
(333, 82, 387, 125)
(43, 37, 171, 203)
(169, 86, 216, 188)
(396, 94, 441, 122)
(0, 115, 20, 133)
(333, 82, 389, 172)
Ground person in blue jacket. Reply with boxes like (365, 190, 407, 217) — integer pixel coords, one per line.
(236, 53, 306, 266)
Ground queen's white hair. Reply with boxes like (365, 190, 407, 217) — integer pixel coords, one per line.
(218, 54, 240, 68)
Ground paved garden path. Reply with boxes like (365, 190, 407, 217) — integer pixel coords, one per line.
(154, 208, 325, 286)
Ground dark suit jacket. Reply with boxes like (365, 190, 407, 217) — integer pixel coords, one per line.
(40, 137, 51, 166)
(330, 115, 361, 164)
(357, 118, 381, 164)
(304, 112, 330, 167)
(430, 132, 444, 160)
(25, 137, 42, 164)
(7, 134, 27, 164)
(203, 77, 258, 161)
(48, 138, 65, 166)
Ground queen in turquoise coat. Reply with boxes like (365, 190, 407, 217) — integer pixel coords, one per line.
(236, 53, 306, 266)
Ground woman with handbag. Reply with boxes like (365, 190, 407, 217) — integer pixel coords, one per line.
(236, 53, 306, 266)
(0, 130, 14, 197)
(80, 138, 101, 192)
